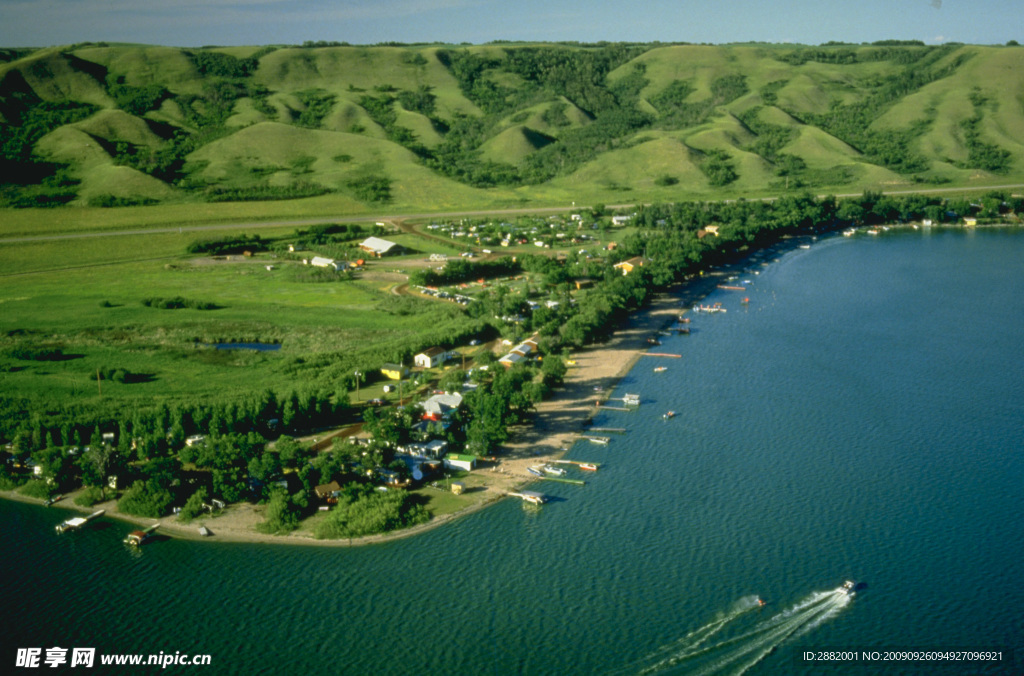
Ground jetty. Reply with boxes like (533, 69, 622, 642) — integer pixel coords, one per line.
(641, 352, 682, 358)
(552, 459, 602, 468)
(125, 523, 160, 546)
(587, 427, 625, 434)
(595, 403, 630, 412)
(55, 509, 105, 534)
(717, 285, 746, 291)
(540, 476, 586, 486)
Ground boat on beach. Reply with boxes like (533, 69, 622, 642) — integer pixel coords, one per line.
(527, 466, 545, 477)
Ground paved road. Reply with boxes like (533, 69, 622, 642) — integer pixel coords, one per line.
(2, 184, 1021, 244)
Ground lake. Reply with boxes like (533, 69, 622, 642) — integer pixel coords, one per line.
(3, 227, 1021, 675)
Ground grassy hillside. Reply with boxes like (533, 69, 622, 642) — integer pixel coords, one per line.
(2, 41, 1022, 217)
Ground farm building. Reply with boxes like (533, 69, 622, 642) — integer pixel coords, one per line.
(381, 363, 409, 380)
(359, 237, 402, 257)
(414, 347, 453, 369)
(310, 256, 340, 270)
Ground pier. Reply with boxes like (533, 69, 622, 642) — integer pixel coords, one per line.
(641, 352, 683, 358)
(55, 509, 105, 534)
(587, 427, 625, 434)
(539, 476, 586, 486)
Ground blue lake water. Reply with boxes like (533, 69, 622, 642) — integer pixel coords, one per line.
(3, 228, 1022, 675)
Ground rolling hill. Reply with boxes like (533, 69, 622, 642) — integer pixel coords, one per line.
(2, 41, 1022, 212)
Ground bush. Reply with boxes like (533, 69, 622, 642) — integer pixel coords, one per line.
(118, 479, 173, 518)
(74, 485, 107, 507)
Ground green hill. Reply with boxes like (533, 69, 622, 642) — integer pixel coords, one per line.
(2, 41, 1022, 212)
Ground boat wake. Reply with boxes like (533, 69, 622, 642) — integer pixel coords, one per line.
(630, 586, 852, 675)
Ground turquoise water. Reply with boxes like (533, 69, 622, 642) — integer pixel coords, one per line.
(3, 228, 1023, 675)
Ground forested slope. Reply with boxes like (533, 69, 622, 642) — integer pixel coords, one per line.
(2, 41, 1022, 209)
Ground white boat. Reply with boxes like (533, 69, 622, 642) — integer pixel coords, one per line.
(542, 465, 567, 477)
(841, 580, 856, 596)
(527, 466, 545, 477)
(584, 436, 610, 445)
(654, 366, 668, 373)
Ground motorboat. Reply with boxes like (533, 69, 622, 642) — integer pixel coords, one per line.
(542, 465, 567, 477)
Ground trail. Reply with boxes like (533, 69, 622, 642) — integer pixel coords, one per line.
(632, 586, 853, 675)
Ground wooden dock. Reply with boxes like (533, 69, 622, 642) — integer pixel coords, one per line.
(595, 405, 630, 412)
(540, 476, 586, 486)
(587, 427, 626, 434)
(553, 459, 601, 468)
(641, 352, 682, 358)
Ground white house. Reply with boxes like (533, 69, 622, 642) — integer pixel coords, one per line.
(414, 347, 452, 369)
(422, 392, 463, 420)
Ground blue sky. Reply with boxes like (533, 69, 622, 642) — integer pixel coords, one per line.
(0, 0, 1018, 48)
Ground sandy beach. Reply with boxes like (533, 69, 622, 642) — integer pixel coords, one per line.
(7, 273, 725, 547)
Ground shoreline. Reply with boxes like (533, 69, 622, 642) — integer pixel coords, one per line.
(1, 240, 781, 547)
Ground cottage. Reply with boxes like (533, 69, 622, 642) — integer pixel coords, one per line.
(414, 347, 451, 369)
(314, 480, 342, 501)
(422, 392, 463, 420)
(498, 351, 527, 368)
(381, 363, 409, 380)
(613, 256, 646, 276)
(443, 454, 477, 471)
(359, 237, 402, 257)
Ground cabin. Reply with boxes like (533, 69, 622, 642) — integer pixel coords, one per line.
(414, 347, 451, 369)
(613, 256, 646, 276)
(381, 363, 409, 380)
(359, 237, 402, 257)
(451, 481, 465, 495)
(314, 480, 342, 501)
(422, 392, 463, 421)
(443, 454, 477, 471)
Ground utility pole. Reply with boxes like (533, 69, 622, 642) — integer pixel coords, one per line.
(353, 370, 362, 403)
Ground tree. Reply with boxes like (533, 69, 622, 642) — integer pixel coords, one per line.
(118, 479, 173, 518)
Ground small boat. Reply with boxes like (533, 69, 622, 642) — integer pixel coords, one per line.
(647, 337, 661, 346)
(756, 597, 766, 607)
(654, 366, 668, 373)
(44, 494, 63, 507)
(542, 465, 567, 477)
(841, 580, 856, 596)
(527, 466, 545, 477)
(676, 327, 690, 334)
(579, 463, 599, 471)
(584, 436, 610, 445)
(514, 490, 547, 505)
(663, 411, 675, 420)
(124, 523, 160, 546)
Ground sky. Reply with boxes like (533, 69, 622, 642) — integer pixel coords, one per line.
(0, 0, 1019, 48)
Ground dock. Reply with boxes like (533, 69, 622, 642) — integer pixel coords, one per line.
(539, 476, 586, 486)
(587, 427, 625, 434)
(641, 352, 683, 358)
(55, 509, 105, 534)
(595, 404, 630, 411)
(125, 523, 160, 546)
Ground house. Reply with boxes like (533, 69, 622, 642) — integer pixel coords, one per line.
(697, 225, 721, 239)
(381, 363, 409, 380)
(414, 347, 452, 369)
(422, 392, 463, 421)
(443, 454, 476, 471)
(310, 256, 340, 270)
(612, 215, 633, 226)
(613, 256, 646, 275)
(314, 480, 341, 501)
(499, 351, 527, 368)
(359, 237, 402, 257)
